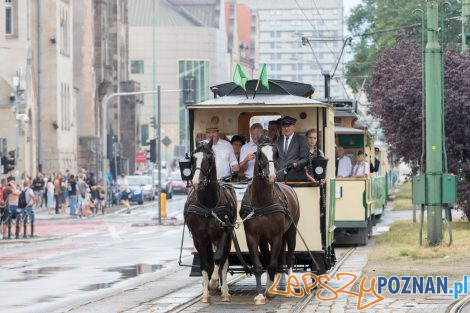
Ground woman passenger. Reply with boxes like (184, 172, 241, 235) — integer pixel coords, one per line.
(304, 128, 325, 183)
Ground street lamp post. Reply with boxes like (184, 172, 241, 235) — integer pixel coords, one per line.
(13, 72, 20, 183)
(101, 89, 181, 222)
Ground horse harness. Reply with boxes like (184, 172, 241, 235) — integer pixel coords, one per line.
(184, 184, 236, 229)
(239, 182, 290, 220)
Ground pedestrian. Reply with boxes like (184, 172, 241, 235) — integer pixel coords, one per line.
(32, 173, 45, 210)
(68, 174, 77, 217)
(46, 177, 55, 215)
(7, 181, 20, 220)
(61, 173, 68, 214)
(117, 174, 131, 214)
(76, 174, 88, 218)
(53, 173, 62, 214)
(20, 180, 35, 238)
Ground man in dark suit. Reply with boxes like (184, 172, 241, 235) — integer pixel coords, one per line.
(276, 116, 308, 181)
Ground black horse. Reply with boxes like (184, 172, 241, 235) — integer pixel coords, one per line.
(240, 138, 300, 305)
(184, 139, 237, 303)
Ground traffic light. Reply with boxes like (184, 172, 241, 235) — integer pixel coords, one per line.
(150, 116, 156, 128)
(2, 155, 15, 174)
(149, 139, 157, 163)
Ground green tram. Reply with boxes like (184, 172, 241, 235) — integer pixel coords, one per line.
(332, 101, 392, 245)
(183, 79, 338, 276)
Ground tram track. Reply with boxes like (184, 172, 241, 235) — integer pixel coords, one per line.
(168, 247, 356, 313)
(448, 293, 470, 313)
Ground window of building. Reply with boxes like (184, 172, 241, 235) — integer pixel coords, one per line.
(178, 60, 210, 144)
(131, 60, 144, 74)
(5, 0, 14, 36)
(141, 124, 149, 146)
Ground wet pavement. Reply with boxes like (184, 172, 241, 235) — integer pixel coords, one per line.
(0, 195, 192, 313)
(1, 197, 467, 313)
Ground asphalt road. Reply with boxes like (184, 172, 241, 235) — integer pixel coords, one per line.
(0, 195, 192, 313)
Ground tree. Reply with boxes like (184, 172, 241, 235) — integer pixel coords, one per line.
(346, 0, 462, 90)
(366, 34, 470, 219)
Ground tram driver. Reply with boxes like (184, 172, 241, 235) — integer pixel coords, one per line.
(204, 122, 239, 180)
(276, 115, 308, 181)
(239, 123, 263, 179)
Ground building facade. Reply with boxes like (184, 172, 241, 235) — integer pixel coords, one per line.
(74, 0, 139, 176)
(239, 0, 346, 99)
(128, 0, 230, 160)
(0, 0, 76, 176)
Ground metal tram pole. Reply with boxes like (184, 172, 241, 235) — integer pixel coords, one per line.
(424, 1, 444, 246)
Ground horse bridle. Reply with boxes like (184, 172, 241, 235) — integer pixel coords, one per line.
(255, 143, 277, 181)
(191, 149, 214, 189)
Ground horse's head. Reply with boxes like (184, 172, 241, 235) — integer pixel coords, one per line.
(255, 136, 278, 184)
(191, 139, 215, 190)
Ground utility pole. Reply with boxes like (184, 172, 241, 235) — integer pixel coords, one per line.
(424, 0, 444, 246)
(463, 0, 470, 52)
(13, 71, 20, 183)
(412, 1, 456, 246)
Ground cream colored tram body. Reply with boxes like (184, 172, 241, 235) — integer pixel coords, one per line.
(186, 80, 337, 275)
(333, 106, 388, 245)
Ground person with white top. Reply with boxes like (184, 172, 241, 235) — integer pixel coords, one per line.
(205, 121, 239, 180)
(351, 151, 370, 178)
(336, 146, 352, 177)
(239, 123, 263, 179)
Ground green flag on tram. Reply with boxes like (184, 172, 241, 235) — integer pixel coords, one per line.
(233, 64, 247, 91)
(259, 64, 269, 90)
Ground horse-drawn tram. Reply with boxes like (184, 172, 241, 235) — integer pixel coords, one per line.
(179, 79, 341, 304)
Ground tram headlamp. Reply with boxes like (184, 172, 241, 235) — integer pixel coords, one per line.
(179, 158, 193, 181)
(311, 156, 328, 181)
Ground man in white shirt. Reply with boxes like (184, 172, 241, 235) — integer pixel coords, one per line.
(205, 122, 239, 180)
(239, 123, 263, 179)
(336, 146, 352, 177)
(351, 151, 370, 178)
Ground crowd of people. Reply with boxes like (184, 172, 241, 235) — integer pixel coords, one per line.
(203, 115, 372, 183)
(0, 170, 109, 239)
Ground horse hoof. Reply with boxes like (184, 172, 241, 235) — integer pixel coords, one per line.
(201, 295, 210, 303)
(222, 295, 231, 302)
(254, 294, 266, 305)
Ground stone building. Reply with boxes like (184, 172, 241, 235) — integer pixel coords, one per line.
(0, 0, 75, 176)
(129, 0, 259, 161)
(74, 0, 140, 176)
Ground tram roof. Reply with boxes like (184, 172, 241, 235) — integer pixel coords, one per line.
(189, 79, 328, 107)
(335, 126, 368, 134)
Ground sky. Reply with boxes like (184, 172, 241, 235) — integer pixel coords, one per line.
(344, 0, 363, 18)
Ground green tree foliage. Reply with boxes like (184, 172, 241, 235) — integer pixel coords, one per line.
(346, 0, 462, 90)
(367, 34, 470, 219)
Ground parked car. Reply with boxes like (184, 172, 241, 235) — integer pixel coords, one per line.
(151, 171, 173, 199)
(170, 171, 189, 195)
(127, 175, 156, 202)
